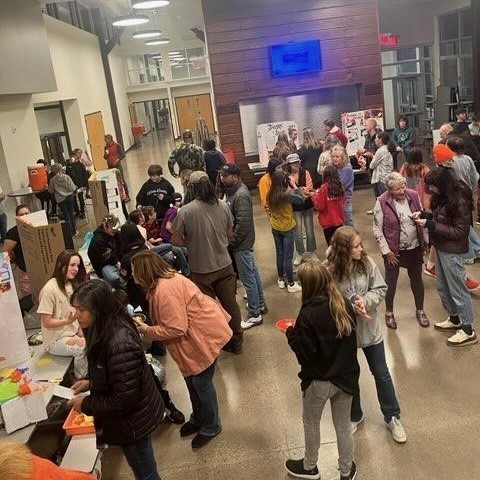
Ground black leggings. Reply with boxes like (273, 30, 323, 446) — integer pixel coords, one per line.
(384, 246, 424, 311)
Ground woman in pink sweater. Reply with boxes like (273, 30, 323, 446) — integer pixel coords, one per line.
(131, 250, 232, 450)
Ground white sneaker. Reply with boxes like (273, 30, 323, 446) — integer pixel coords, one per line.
(293, 253, 303, 266)
(287, 282, 302, 293)
(366, 209, 374, 215)
(277, 278, 286, 289)
(241, 315, 263, 330)
(385, 417, 407, 443)
(351, 415, 364, 434)
(434, 317, 462, 331)
(446, 329, 478, 347)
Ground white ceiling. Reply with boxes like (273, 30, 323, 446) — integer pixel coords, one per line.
(42, 0, 205, 54)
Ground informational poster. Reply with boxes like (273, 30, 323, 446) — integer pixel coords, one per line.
(256, 121, 297, 165)
(89, 169, 125, 224)
(0, 252, 30, 370)
(16, 215, 68, 301)
(341, 109, 384, 157)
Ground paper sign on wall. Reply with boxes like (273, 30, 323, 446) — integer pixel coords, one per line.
(256, 121, 297, 166)
(341, 109, 384, 157)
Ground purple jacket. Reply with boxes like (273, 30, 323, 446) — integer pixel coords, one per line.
(373, 189, 425, 255)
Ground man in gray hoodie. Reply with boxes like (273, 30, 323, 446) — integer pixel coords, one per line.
(219, 164, 267, 330)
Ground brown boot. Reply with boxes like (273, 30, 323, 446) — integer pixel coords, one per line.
(385, 312, 397, 329)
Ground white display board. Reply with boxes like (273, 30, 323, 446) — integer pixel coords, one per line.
(93, 169, 126, 224)
(341, 109, 384, 157)
(256, 121, 297, 165)
(0, 252, 30, 370)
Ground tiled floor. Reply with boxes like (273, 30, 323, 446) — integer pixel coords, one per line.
(94, 129, 480, 480)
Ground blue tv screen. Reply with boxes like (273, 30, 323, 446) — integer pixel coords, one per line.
(269, 40, 322, 77)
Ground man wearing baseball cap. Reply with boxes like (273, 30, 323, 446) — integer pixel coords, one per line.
(219, 164, 267, 330)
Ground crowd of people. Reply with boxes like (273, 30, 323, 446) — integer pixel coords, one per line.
(2, 110, 480, 480)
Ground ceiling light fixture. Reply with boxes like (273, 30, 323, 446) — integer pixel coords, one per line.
(112, 14, 149, 26)
(132, 30, 162, 39)
(145, 38, 170, 45)
(168, 52, 181, 55)
(132, 0, 170, 9)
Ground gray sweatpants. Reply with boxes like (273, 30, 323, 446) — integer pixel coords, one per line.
(302, 380, 354, 476)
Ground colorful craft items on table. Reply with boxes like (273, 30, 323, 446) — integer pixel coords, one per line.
(0, 367, 46, 403)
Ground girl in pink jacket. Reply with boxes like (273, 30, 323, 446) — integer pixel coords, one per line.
(131, 250, 232, 450)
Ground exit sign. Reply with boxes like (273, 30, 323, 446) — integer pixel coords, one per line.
(379, 34, 399, 46)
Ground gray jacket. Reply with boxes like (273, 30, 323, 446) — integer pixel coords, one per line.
(48, 172, 77, 203)
(223, 181, 255, 251)
(334, 257, 387, 349)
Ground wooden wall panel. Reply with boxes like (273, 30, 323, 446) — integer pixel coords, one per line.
(202, 0, 383, 186)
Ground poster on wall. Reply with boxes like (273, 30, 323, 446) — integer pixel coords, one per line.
(0, 252, 30, 370)
(341, 109, 384, 157)
(256, 121, 297, 165)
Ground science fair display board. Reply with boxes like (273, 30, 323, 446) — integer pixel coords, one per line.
(341, 109, 384, 157)
(0, 252, 30, 370)
(256, 121, 297, 165)
(89, 169, 125, 225)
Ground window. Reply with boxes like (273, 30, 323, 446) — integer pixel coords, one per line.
(438, 8, 473, 101)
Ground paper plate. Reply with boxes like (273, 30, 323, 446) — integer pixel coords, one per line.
(275, 318, 296, 332)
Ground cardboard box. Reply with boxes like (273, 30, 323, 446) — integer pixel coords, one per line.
(89, 179, 109, 228)
(16, 216, 69, 301)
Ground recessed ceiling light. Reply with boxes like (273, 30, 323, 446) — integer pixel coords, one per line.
(145, 38, 170, 45)
(169, 52, 181, 55)
(132, 30, 162, 39)
(112, 15, 149, 26)
(132, 0, 170, 9)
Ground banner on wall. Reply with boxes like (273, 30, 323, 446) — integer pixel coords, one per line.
(256, 121, 297, 165)
(0, 252, 30, 370)
(341, 109, 384, 157)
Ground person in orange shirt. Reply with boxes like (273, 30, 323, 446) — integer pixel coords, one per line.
(0, 441, 99, 479)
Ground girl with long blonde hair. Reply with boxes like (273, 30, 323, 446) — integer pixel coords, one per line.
(327, 227, 407, 444)
(284, 260, 359, 480)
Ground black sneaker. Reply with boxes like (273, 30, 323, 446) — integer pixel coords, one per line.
(191, 432, 218, 449)
(340, 461, 357, 480)
(180, 421, 200, 437)
(261, 305, 269, 315)
(285, 458, 320, 479)
(165, 407, 185, 425)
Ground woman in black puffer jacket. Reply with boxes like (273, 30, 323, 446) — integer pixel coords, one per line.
(67, 279, 164, 480)
(412, 166, 477, 348)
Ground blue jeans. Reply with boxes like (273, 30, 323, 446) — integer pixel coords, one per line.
(344, 198, 354, 227)
(58, 195, 76, 236)
(293, 209, 317, 254)
(436, 249, 475, 325)
(233, 249, 265, 316)
(102, 264, 121, 286)
(272, 228, 295, 284)
(0, 212, 7, 243)
(351, 341, 400, 423)
(466, 226, 480, 259)
(152, 244, 189, 276)
(184, 361, 221, 436)
(121, 435, 162, 480)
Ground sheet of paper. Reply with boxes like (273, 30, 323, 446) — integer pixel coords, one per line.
(1, 392, 47, 433)
(53, 384, 90, 400)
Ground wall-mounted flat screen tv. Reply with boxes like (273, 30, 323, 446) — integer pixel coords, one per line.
(269, 40, 322, 77)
